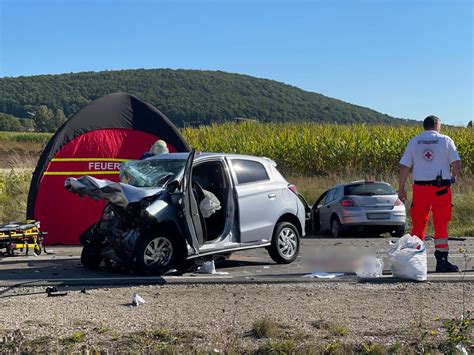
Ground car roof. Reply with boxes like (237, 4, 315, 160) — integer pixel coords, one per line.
(145, 152, 277, 166)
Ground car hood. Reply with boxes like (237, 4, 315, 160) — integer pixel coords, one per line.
(65, 175, 163, 208)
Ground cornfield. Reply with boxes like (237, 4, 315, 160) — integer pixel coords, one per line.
(183, 122, 474, 176)
(0, 124, 472, 234)
(0, 123, 472, 176)
(0, 131, 51, 143)
(0, 169, 31, 222)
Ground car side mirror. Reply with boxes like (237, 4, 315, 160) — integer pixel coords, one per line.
(166, 180, 180, 193)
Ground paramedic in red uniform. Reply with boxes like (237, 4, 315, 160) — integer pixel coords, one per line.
(398, 115, 461, 272)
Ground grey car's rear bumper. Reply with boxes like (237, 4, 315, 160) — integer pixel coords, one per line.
(339, 209, 406, 226)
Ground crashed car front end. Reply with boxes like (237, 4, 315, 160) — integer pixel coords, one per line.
(65, 174, 184, 268)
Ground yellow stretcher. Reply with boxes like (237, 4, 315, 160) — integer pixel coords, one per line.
(0, 220, 46, 256)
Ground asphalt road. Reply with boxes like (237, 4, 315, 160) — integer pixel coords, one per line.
(0, 236, 472, 287)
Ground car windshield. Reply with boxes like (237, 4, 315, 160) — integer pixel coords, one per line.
(344, 183, 395, 196)
(119, 159, 186, 188)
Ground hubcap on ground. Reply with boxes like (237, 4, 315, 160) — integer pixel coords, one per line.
(278, 227, 297, 258)
(143, 237, 173, 267)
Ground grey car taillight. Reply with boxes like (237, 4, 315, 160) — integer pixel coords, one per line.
(340, 197, 358, 207)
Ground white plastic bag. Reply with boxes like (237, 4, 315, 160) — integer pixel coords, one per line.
(195, 260, 229, 275)
(302, 272, 344, 279)
(196, 260, 216, 274)
(132, 293, 146, 306)
(355, 256, 384, 278)
(199, 190, 221, 218)
(389, 234, 427, 281)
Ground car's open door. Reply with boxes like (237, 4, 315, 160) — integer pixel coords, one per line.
(181, 149, 204, 254)
(311, 190, 328, 235)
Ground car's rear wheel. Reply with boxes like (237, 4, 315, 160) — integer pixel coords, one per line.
(133, 234, 186, 274)
(331, 217, 346, 238)
(268, 222, 300, 264)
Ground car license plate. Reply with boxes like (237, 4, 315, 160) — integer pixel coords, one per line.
(366, 213, 390, 220)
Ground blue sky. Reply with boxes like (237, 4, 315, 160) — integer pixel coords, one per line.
(1, 0, 472, 125)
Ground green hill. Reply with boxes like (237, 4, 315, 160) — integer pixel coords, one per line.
(0, 68, 414, 129)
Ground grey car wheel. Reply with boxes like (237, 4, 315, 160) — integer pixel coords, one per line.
(331, 217, 345, 238)
(268, 222, 300, 264)
(143, 237, 173, 267)
(133, 233, 186, 274)
(278, 227, 297, 258)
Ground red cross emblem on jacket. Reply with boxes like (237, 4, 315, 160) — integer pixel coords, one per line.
(423, 149, 434, 161)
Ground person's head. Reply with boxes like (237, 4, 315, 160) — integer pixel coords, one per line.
(149, 140, 169, 155)
(423, 115, 441, 132)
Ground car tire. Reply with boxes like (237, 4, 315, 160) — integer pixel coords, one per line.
(81, 244, 103, 269)
(330, 216, 346, 238)
(390, 225, 405, 238)
(268, 222, 300, 264)
(133, 234, 186, 274)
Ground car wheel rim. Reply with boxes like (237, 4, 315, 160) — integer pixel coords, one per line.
(278, 227, 297, 258)
(143, 237, 173, 267)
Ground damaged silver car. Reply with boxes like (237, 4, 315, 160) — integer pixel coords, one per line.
(65, 151, 305, 273)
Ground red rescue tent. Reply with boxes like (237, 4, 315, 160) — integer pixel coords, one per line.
(27, 93, 189, 244)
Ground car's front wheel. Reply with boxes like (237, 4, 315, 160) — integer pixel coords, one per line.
(133, 234, 186, 274)
(81, 244, 103, 269)
(268, 222, 300, 264)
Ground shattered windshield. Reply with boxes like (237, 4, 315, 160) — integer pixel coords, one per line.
(119, 159, 186, 188)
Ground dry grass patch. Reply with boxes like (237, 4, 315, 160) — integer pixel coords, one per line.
(252, 318, 283, 339)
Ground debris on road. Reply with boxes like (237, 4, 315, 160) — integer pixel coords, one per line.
(197, 261, 215, 274)
(302, 272, 344, 279)
(455, 343, 468, 355)
(196, 260, 229, 275)
(45, 286, 67, 297)
(355, 256, 383, 278)
(162, 268, 180, 276)
(132, 293, 145, 306)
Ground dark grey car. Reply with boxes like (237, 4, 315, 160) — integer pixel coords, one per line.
(66, 151, 305, 273)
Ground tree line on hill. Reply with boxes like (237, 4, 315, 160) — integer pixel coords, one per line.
(0, 68, 417, 132)
(0, 107, 66, 132)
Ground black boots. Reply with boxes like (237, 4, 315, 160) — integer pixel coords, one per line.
(434, 250, 459, 273)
